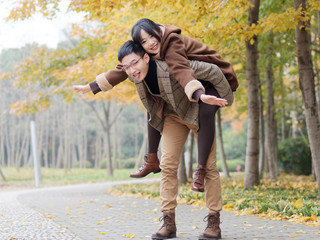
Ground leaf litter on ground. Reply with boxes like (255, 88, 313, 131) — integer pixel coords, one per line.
(109, 173, 320, 227)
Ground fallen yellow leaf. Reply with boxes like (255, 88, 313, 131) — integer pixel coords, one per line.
(65, 207, 71, 210)
(293, 199, 303, 209)
(289, 235, 297, 238)
(294, 230, 306, 233)
(106, 204, 112, 208)
(124, 233, 135, 238)
(97, 232, 106, 235)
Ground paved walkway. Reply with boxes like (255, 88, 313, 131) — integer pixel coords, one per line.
(0, 179, 319, 240)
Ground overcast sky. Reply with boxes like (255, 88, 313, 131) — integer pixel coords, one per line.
(0, 1, 84, 51)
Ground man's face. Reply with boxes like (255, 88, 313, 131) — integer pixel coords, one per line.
(121, 52, 150, 82)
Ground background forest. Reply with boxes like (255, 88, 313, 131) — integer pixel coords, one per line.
(0, 0, 320, 194)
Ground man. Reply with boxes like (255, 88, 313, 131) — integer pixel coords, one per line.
(74, 40, 228, 240)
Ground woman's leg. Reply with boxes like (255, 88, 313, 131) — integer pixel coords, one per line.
(192, 84, 220, 192)
(198, 85, 220, 166)
(147, 118, 161, 153)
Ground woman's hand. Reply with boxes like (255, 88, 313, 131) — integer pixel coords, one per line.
(73, 84, 91, 94)
(200, 94, 228, 107)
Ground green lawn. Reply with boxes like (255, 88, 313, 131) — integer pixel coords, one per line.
(0, 167, 157, 190)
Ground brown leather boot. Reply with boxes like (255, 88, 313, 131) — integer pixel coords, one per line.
(129, 153, 161, 178)
(198, 212, 221, 240)
(191, 164, 207, 192)
(151, 212, 177, 239)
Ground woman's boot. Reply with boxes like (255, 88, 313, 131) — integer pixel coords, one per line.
(192, 164, 207, 192)
(130, 153, 161, 178)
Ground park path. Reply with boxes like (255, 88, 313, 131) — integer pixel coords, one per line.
(0, 178, 319, 240)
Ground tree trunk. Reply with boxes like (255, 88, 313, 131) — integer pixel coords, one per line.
(294, 0, 320, 199)
(43, 112, 49, 168)
(278, 63, 286, 141)
(217, 110, 230, 178)
(258, 74, 265, 177)
(317, 11, 320, 118)
(244, 0, 260, 189)
(186, 131, 194, 179)
(136, 121, 148, 169)
(178, 146, 188, 185)
(0, 116, 5, 167)
(266, 32, 278, 180)
(102, 102, 113, 176)
(0, 168, 6, 181)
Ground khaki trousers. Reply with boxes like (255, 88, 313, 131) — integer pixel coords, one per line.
(160, 114, 222, 213)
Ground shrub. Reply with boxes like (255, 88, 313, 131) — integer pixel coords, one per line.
(75, 160, 92, 168)
(278, 137, 311, 175)
(100, 159, 107, 169)
(217, 159, 245, 172)
(120, 158, 136, 169)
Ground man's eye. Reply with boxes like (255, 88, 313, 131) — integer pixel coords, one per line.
(132, 60, 138, 66)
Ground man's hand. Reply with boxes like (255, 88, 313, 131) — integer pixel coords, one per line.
(73, 84, 91, 94)
(200, 94, 228, 107)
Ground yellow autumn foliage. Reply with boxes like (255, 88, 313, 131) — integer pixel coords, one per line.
(2, 0, 320, 119)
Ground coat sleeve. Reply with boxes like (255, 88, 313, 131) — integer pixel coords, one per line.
(188, 60, 234, 106)
(90, 64, 128, 94)
(163, 34, 204, 102)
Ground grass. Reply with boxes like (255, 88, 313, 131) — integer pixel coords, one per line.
(0, 167, 157, 190)
(110, 173, 320, 226)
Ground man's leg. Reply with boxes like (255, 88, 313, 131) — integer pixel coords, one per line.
(160, 114, 190, 212)
(197, 135, 222, 239)
(130, 114, 161, 178)
(152, 114, 190, 239)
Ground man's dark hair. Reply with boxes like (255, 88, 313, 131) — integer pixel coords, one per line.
(117, 40, 146, 62)
(131, 18, 162, 44)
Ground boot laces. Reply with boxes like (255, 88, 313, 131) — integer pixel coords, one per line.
(159, 214, 172, 228)
(203, 214, 219, 230)
(138, 164, 146, 172)
(194, 168, 205, 182)
(138, 155, 150, 172)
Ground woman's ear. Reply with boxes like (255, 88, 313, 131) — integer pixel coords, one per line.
(143, 53, 150, 63)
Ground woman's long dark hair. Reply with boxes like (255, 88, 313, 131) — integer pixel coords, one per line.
(131, 18, 162, 44)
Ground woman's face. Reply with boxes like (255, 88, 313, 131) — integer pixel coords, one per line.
(140, 29, 161, 58)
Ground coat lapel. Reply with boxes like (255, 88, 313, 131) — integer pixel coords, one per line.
(155, 61, 177, 110)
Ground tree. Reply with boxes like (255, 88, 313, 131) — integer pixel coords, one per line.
(265, 32, 278, 180)
(294, 0, 320, 198)
(244, 0, 261, 189)
(216, 110, 230, 178)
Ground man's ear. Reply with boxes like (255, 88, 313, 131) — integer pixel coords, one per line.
(143, 53, 150, 63)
